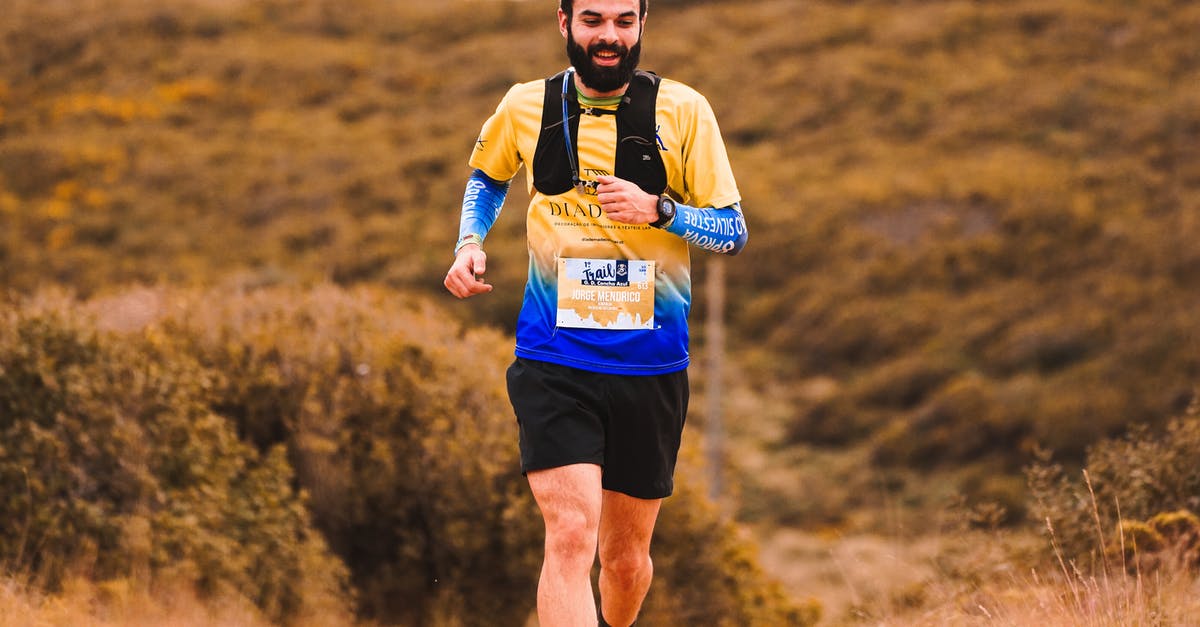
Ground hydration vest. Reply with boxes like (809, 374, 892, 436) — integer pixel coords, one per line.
(532, 69, 668, 197)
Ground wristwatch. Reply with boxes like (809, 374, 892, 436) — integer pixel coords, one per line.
(650, 195, 676, 229)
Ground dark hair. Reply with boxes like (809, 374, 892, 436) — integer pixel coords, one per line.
(560, 0, 648, 19)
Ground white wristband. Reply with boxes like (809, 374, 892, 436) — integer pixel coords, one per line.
(454, 233, 484, 256)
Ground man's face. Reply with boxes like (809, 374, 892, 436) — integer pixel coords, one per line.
(559, 0, 644, 95)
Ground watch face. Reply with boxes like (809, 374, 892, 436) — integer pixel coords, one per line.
(653, 196, 676, 228)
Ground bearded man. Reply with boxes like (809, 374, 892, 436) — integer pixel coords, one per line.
(444, 1, 747, 625)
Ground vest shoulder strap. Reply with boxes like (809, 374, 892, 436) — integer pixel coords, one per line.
(615, 70, 667, 195)
(532, 70, 578, 196)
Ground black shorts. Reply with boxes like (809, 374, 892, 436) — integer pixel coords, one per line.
(506, 357, 689, 499)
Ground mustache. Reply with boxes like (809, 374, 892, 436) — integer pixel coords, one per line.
(588, 41, 628, 56)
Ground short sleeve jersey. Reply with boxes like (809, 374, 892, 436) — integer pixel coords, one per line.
(469, 75, 740, 375)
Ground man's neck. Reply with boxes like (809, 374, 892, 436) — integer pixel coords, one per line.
(578, 91, 623, 107)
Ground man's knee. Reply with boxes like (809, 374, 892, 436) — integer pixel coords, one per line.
(600, 549, 652, 585)
(545, 509, 598, 565)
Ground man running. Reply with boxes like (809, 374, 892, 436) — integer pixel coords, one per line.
(444, 1, 747, 625)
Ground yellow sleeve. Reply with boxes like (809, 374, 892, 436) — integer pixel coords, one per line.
(468, 85, 524, 182)
(680, 92, 741, 209)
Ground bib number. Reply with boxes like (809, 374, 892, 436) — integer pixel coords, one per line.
(556, 258, 655, 330)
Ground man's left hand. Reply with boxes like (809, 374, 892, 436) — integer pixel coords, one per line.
(595, 175, 657, 225)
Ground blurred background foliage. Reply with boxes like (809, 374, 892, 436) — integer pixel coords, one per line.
(1, 0, 1199, 623)
(0, 292, 352, 625)
(1, 287, 803, 625)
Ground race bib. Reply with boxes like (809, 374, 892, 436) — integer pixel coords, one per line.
(556, 258, 655, 330)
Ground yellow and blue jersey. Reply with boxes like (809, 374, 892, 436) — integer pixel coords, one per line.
(467, 75, 743, 375)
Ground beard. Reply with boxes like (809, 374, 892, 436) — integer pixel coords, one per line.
(566, 27, 642, 93)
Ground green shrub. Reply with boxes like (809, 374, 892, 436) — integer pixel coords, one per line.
(145, 285, 543, 625)
(1110, 510, 1200, 574)
(0, 297, 349, 623)
(1028, 402, 1200, 568)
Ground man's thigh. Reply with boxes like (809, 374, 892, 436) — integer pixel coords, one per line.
(527, 463, 604, 531)
(598, 489, 662, 561)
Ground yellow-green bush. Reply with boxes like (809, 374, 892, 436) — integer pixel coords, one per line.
(154, 285, 544, 625)
(0, 298, 349, 623)
(1111, 510, 1200, 574)
(1029, 406, 1200, 568)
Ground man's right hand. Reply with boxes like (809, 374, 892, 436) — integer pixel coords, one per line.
(444, 244, 493, 299)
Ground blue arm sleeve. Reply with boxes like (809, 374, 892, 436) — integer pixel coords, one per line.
(456, 169, 511, 248)
(663, 201, 748, 256)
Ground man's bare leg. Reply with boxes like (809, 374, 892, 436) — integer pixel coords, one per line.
(527, 464, 604, 627)
(597, 490, 662, 627)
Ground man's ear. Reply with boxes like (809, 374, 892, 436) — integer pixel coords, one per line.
(558, 9, 569, 38)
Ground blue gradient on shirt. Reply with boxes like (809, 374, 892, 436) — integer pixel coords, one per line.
(513, 255, 693, 374)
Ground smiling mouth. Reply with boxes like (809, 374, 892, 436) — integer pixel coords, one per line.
(593, 50, 621, 65)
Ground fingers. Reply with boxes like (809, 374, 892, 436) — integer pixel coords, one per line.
(596, 176, 631, 209)
(595, 177, 630, 203)
(444, 268, 492, 299)
(594, 176, 654, 224)
(444, 250, 493, 299)
(595, 174, 625, 198)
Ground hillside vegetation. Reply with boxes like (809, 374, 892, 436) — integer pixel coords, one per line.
(4, 0, 1198, 483)
(1, 287, 804, 625)
(3, 0, 1200, 623)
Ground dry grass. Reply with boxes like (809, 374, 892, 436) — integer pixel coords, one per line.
(753, 527, 943, 624)
(0, 576, 284, 627)
(749, 465, 1200, 626)
(907, 563, 1200, 627)
(753, 524, 1200, 626)
(6, 556, 1195, 627)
